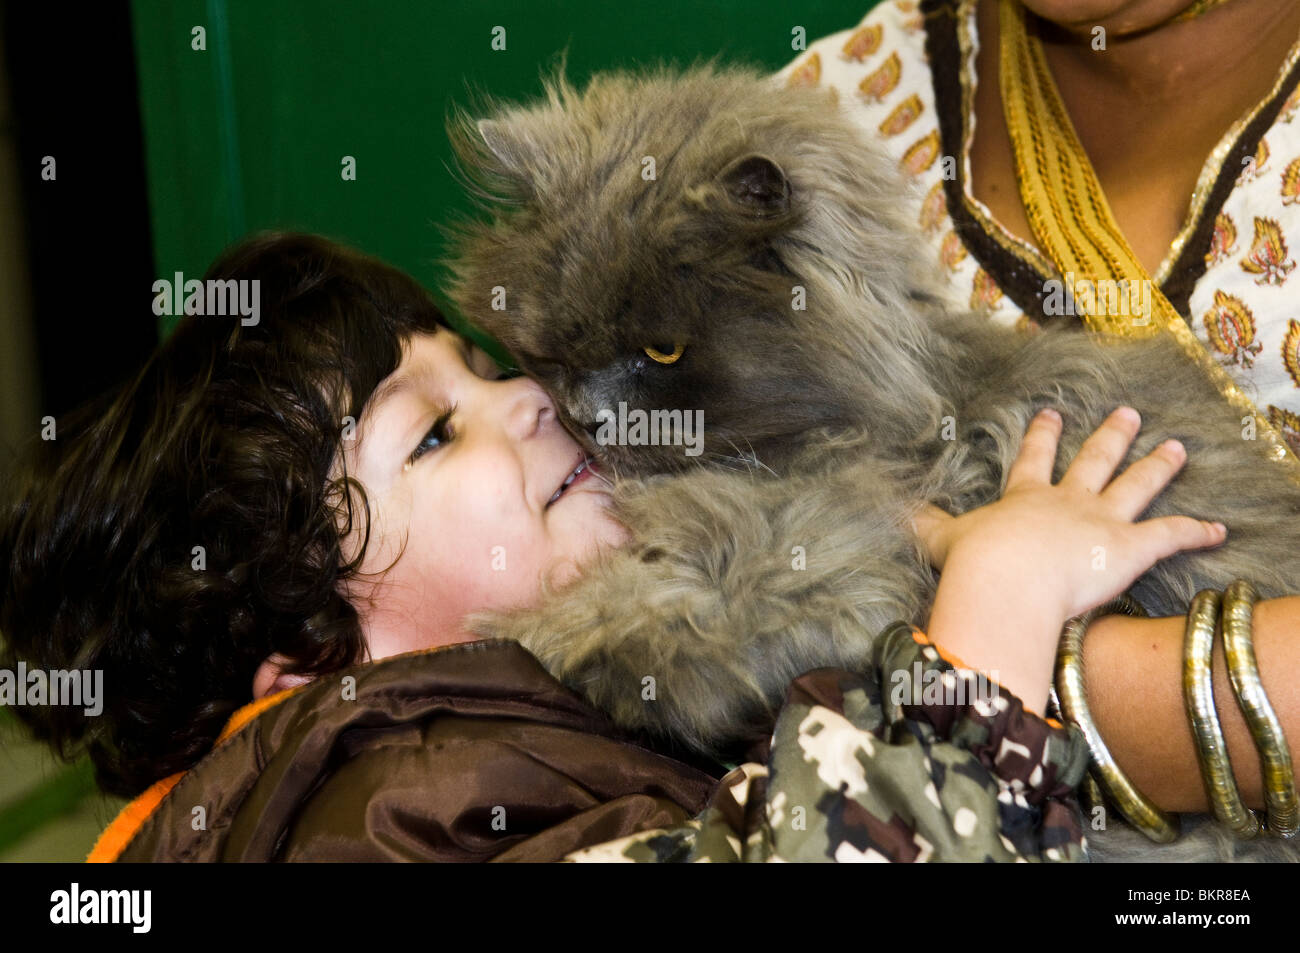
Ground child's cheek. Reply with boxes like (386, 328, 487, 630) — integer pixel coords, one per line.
(460, 533, 553, 612)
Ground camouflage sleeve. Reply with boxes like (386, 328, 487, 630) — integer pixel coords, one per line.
(567, 622, 1092, 863)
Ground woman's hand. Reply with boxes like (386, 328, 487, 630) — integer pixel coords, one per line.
(914, 405, 1228, 714)
(913, 405, 1227, 622)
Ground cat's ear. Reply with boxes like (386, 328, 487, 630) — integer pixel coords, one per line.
(719, 155, 790, 216)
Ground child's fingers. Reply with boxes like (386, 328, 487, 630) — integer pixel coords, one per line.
(1100, 438, 1188, 520)
(1137, 514, 1228, 564)
(1005, 408, 1063, 491)
(1059, 406, 1142, 495)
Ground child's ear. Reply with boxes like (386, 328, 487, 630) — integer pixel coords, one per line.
(252, 653, 316, 700)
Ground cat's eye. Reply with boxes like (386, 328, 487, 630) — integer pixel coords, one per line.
(643, 343, 686, 364)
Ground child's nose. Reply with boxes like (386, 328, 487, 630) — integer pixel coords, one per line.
(497, 377, 556, 440)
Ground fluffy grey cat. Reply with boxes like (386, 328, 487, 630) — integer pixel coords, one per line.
(443, 64, 1300, 861)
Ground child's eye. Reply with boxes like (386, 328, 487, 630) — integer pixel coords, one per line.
(408, 407, 456, 466)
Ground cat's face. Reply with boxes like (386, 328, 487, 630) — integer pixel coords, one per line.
(445, 70, 867, 477)
(463, 159, 851, 475)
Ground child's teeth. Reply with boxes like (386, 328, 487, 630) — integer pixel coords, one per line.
(549, 460, 590, 507)
(562, 460, 587, 488)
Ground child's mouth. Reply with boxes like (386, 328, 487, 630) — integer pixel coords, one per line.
(546, 457, 595, 507)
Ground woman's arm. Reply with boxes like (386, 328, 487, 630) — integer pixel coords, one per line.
(1083, 595, 1300, 814)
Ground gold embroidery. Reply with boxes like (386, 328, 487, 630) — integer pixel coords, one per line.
(1203, 290, 1263, 368)
(787, 52, 821, 88)
(841, 24, 882, 62)
(1282, 86, 1300, 124)
(953, 0, 1056, 276)
(950, 0, 1300, 288)
(1155, 52, 1300, 285)
(998, 0, 1300, 473)
(971, 267, 1004, 311)
(879, 93, 924, 136)
(901, 129, 941, 176)
(1240, 216, 1297, 285)
(1000, 0, 1161, 336)
(1268, 405, 1300, 457)
(1207, 212, 1238, 266)
(920, 181, 947, 234)
(1284, 319, 1300, 387)
(941, 231, 968, 269)
(858, 51, 902, 103)
(1237, 137, 1270, 185)
(1282, 157, 1300, 205)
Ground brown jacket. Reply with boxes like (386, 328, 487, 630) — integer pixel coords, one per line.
(90, 640, 723, 862)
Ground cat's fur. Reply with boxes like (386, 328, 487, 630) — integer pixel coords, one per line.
(444, 64, 1300, 860)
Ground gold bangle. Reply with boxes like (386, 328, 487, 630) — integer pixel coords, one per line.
(1221, 580, 1300, 838)
(1052, 594, 1180, 843)
(1182, 588, 1260, 838)
(1046, 693, 1106, 818)
(1077, 773, 1105, 820)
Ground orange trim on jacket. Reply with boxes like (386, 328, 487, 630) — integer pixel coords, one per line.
(909, 626, 1060, 727)
(85, 685, 304, 863)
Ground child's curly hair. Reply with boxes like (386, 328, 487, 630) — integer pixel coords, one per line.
(0, 232, 447, 798)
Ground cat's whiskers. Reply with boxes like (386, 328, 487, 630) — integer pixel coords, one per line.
(714, 435, 779, 479)
(700, 448, 768, 479)
(698, 452, 747, 472)
(738, 437, 779, 479)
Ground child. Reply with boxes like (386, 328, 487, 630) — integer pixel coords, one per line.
(0, 232, 1224, 860)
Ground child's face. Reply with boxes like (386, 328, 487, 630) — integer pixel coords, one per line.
(335, 328, 627, 660)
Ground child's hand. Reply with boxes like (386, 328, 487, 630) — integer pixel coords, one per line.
(914, 405, 1227, 623)
(913, 406, 1228, 714)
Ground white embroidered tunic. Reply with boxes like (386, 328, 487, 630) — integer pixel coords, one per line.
(777, 0, 1300, 456)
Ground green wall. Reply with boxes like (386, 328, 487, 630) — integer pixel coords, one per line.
(130, 0, 882, 340)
